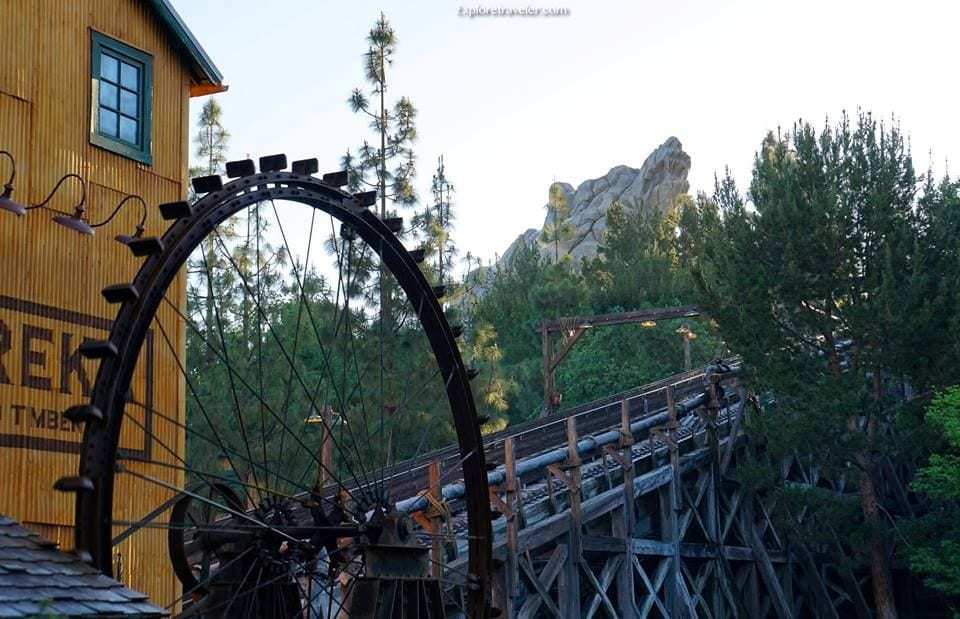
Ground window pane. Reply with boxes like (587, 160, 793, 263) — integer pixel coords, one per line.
(120, 62, 139, 91)
(100, 53, 118, 82)
(99, 108, 118, 137)
(119, 116, 138, 143)
(99, 82, 118, 109)
(119, 89, 137, 117)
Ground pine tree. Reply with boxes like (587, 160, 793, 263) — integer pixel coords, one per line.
(340, 13, 418, 469)
(540, 182, 574, 262)
(342, 13, 417, 219)
(679, 112, 960, 618)
(429, 155, 455, 282)
(190, 99, 229, 182)
(186, 98, 233, 362)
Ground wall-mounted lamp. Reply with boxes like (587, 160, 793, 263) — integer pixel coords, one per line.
(97, 195, 148, 245)
(34, 174, 92, 233)
(0, 150, 27, 216)
(47, 181, 148, 246)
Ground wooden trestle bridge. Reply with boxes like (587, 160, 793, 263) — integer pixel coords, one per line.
(383, 359, 912, 618)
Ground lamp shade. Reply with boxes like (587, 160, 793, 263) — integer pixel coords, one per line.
(52, 213, 95, 235)
(0, 188, 25, 216)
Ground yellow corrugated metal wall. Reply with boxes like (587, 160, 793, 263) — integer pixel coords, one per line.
(0, 0, 192, 607)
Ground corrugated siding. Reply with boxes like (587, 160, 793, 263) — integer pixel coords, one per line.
(0, 0, 192, 607)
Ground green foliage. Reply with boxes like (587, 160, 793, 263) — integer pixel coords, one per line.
(469, 197, 717, 422)
(342, 13, 417, 214)
(191, 98, 229, 179)
(678, 111, 960, 607)
(412, 155, 456, 283)
(905, 387, 960, 600)
(540, 183, 575, 262)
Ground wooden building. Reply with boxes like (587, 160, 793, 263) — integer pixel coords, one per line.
(0, 0, 223, 606)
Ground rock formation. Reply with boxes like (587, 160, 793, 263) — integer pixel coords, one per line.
(500, 136, 691, 265)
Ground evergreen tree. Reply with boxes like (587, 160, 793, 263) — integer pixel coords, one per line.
(905, 387, 960, 605)
(186, 98, 234, 362)
(190, 98, 229, 181)
(680, 112, 960, 617)
(417, 155, 455, 282)
(540, 182, 574, 262)
(339, 13, 419, 467)
(342, 13, 417, 219)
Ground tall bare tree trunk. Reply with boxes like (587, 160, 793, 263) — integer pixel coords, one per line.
(857, 449, 897, 618)
(861, 372, 897, 618)
(828, 338, 897, 618)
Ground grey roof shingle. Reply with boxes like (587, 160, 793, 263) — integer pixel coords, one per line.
(0, 514, 166, 617)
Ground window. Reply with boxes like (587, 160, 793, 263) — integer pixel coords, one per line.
(90, 31, 153, 165)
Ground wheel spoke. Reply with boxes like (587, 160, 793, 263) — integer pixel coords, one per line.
(160, 296, 370, 513)
(76, 180, 489, 616)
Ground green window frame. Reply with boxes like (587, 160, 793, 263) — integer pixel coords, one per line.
(90, 31, 153, 165)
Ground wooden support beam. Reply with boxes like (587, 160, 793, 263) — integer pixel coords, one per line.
(664, 385, 682, 618)
(428, 460, 443, 579)
(561, 415, 582, 617)
(541, 321, 555, 416)
(581, 535, 779, 562)
(504, 437, 519, 618)
(549, 326, 588, 372)
(744, 494, 793, 619)
(721, 387, 747, 475)
(615, 399, 638, 618)
(583, 555, 621, 619)
(706, 375, 724, 617)
(542, 305, 701, 332)
(518, 544, 567, 619)
(794, 543, 841, 619)
(539, 305, 702, 417)
(312, 404, 335, 492)
(635, 556, 671, 617)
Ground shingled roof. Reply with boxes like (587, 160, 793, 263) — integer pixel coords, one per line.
(0, 515, 166, 617)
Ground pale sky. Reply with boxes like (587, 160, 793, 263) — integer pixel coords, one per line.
(173, 0, 960, 267)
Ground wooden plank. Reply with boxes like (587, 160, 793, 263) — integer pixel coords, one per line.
(542, 305, 700, 332)
(541, 321, 553, 416)
(517, 544, 566, 619)
(634, 555, 670, 617)
(616, 400, 637, 619)
(428, 460, 442, 579)
(582, 535, 627, 554)
(561, 415, 582, 617)
(664, 385, 681, 618)
(504, 437, 519, 618)
(795, 544, 839, 619)
(583, 555, 621, 619)
(745, 505, 793, 619)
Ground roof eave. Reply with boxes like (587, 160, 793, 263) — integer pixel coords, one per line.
(145, 0, 224, 92)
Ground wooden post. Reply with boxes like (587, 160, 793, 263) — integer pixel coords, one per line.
(541, 322, 554, 416)
(615, 399, 638, 618)
(560, 415, 582, 617)
(504, 437, 519, 618)
(706, 376, 723, 616)
(664, 386, 681, 618)
(428, 460, 443, 579)
(315, 404, 334, 490)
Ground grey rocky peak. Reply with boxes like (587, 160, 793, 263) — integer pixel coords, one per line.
(500, 136, 691, 264)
